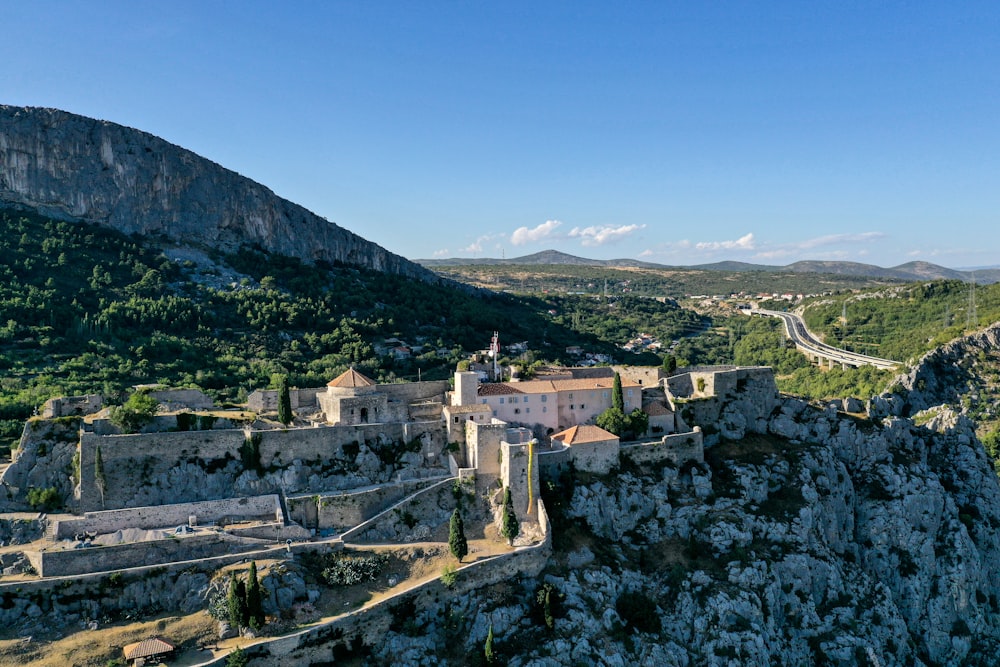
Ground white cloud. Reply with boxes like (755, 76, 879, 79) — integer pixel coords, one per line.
(461, 232, 505, 254)
(751, 231, 885, 261)
(796, 232, 885, 250)
(432, 249, 450, 258)
(511, 220, 562, 246)
(568, 224, 646, 247)
(695, 233, 756, 251)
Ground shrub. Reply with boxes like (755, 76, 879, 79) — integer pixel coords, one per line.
(616, 590, 662, 634)
(440, 564, 458, 588)
(322, 552, 389, 586)
(26, 486, 61, 511)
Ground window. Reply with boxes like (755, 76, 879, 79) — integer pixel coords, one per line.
(514, 408, 521, 414)
(627, 389, 633, 397)
(568, 393, 573, 399)
(481, 399, 487, 404)
(493, 410, 497, 416)
(580, 404, 585, 409)
(523, 396, 529, 403)
(625, 401, 630, 408)
(570, 404, 575, 410)
(454, 417, 459, 423)
(499, 398, 505, 404)
(542, 407, 547, 413)
(541, 395, 547, 403)
(602, 391, 608, 398)
(525, 408, 530, 414)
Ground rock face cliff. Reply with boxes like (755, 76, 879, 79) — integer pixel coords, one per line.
(361, 369, 1000, 666)
(0, 105, 438, 282)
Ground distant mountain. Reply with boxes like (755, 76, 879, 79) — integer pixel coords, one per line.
(419, 249, 1000, 284)
(0, 105, 439, 283)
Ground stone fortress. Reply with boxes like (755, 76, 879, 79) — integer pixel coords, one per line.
(0, 363, 777, 661)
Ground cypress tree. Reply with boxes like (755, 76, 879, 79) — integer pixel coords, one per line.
(227, 572, 246, 629)
(449, 508, 468, 562)
(94, 445, 106, 508)
(500, 488, 519, 546)
(277, 375, 292, 425)
(612, 372, 624, 412)
(246, 561, 264, 630)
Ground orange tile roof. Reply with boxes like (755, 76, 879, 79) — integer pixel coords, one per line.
(551, 424, 618, 445)
(479, 376, 641, 396)
(327, 368, 376, 388)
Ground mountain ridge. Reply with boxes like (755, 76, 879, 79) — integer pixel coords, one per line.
(418, 249, 1000, 283)
(0, 105, 439, 283)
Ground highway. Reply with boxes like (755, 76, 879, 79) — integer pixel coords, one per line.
(748, 308, 900, 370)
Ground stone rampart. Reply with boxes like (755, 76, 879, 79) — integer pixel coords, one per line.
(621, 429, 704, 466)
(41, 394, 103, 418)
(30, 533, 257, 577)
(537, 446, 573, 481)
(286, 477, 448, 532)
(196, 500, 551, 667)
(87, 414, 240, 436)
(340, 477, 459, 544)
(53, 495, 282, 539)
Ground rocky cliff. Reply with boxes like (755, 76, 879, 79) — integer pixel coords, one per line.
(359, 369, 1000, 666)
(0, 105, 438, 282)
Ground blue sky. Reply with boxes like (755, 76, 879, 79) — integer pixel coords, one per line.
(3, 2, 999, 268)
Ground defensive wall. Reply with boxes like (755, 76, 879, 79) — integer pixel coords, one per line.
(621, 428, 704, 466)
(248, 380, 449, 418)
(0, 540, 344, 631)
(286, 477, 448, 533)
(41, 394, 103, 418)
(87, 414, 241, 436)
(667, 367, 778, 435)
(52, 495, 283, 539)
(77, 421, 448, 511)
(27, 531, 262, 578)
(340, 477, 466, 544)
(195, 500, 551, 667)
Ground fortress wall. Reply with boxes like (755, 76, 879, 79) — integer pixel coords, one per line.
(53, 495, 281, 539)
(286, 478, 447, 532)
(88, 415, 239, 436)
(379, 380, 449, 404)
(537, 448, 573, 480)
(31, 533, 255, 577)
(206, 501, 551, 667)
(79, 430, 247, 511)
(621, 429, 704, 466)
(257, 421, 446, 469)
(340, 478, 458, 544)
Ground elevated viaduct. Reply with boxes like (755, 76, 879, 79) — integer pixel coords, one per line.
(747, 308, 900, 370)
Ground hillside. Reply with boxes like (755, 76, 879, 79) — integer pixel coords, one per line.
(0, 105, 437, 283)
(420, 250, 1000, 284)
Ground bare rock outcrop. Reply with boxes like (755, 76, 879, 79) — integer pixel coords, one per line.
(0, 105, 439, 282)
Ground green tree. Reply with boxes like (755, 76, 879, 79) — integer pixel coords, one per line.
(484, 622, 496, 665)
(94, 445, 107, 508)
(612, 371, 624, 412)
(500, 488, 519, 546)
(627, 407, 649, 439)
(227, 572, 248, 629)
(662, 354, 677, 374)
(449, 508, 468, 562)
(108, 390, 159, 433)
(276, 375, 292, 425)
(246, 561, 265, 630)
(225, 647, 249, 667)
(595, 407, 626, 437)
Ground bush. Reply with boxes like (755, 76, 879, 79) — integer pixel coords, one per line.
(26, 486, 61, 511)
(108, 390, 158, 433)
(616, 590, 662, 634)
(322, 552, 389, 586)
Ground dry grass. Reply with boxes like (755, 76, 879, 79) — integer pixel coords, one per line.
(0, 611, 216, 667)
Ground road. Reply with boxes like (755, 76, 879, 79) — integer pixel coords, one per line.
(748, 308, 900, 370)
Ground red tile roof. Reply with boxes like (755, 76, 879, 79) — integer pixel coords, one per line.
(327, 368, 376, 388)
(123, 637, 176, 660)
(551, 424, 618, 445)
